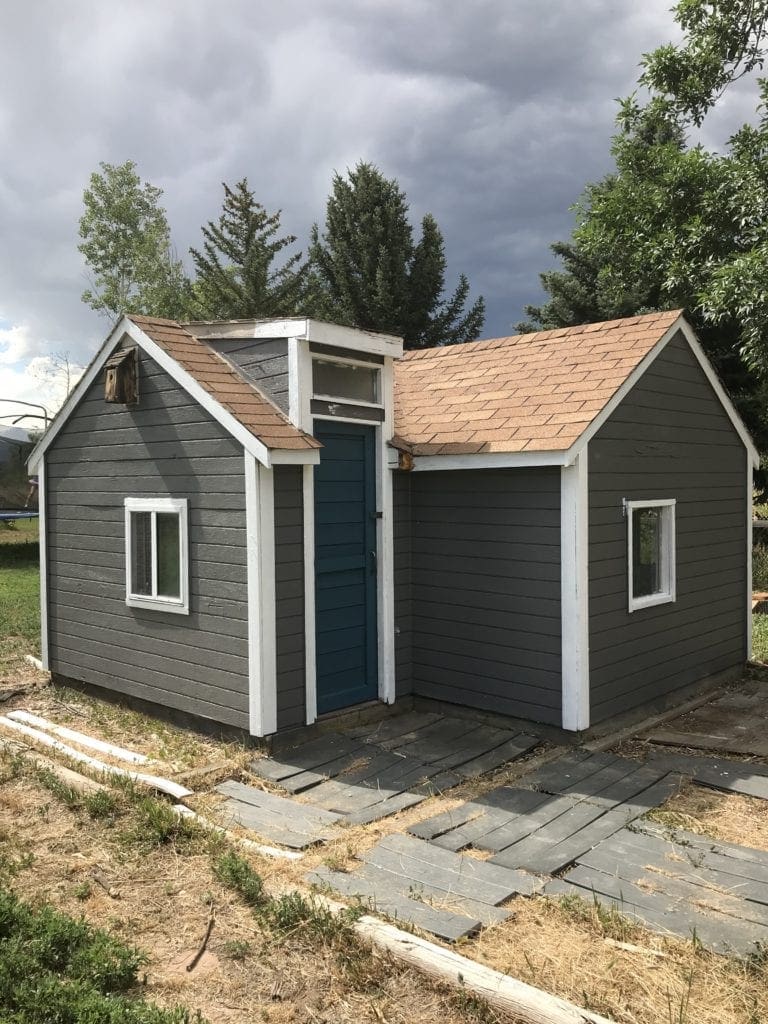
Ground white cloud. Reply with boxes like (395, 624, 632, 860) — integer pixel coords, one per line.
(0, 354, 84, 424)
(0, 322, 41, 365)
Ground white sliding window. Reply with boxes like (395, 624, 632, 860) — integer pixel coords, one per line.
(626, 499, 676, 612)
(124, 498, 189, 614)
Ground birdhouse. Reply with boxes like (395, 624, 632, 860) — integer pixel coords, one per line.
(104, 348, 138, 404)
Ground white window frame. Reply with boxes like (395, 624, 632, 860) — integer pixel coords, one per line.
(311, 355, 383, 407)
(124, 497, 189, 614)
(626, 498, 676, 613)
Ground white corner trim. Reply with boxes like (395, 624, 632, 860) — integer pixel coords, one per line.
(561, 450, 589, 732)
(38, 457, 49, 671)
(411, 451, 570, 472)
(245, 456, 278, 736)
(303, 464, 317, 725)
(626, 499, 676, 614)
(288, 337, 301, 425)
(378, 357, 396, 705)
(123, 497, 190, 615)
(747, 456, 754, 660)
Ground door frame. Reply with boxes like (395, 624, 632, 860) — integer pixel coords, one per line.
(289, 338, 396, 724)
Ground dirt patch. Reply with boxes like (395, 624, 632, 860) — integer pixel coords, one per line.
(645, 777, 768, 852)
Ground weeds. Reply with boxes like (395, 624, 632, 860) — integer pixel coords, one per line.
(214, 850, 266, 908)
(121, 795, 206, 853)
(221, 939, 252, 961)
(449, 987, 502, 1024)
(557, 891, 640, 943)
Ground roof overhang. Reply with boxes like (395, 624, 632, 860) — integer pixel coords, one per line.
(406, 314, 759, 472)
(187, 317, 404, 360)
(28, 317, 321, 472)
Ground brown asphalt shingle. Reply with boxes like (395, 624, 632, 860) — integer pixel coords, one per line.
(129, 314, 320, 452)
(394, 310, 683, 456)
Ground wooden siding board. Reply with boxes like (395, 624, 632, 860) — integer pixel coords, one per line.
(409, 469, 562, 724)
(274, 466, 306, 730)
(46, 349, 250, 730)
(587, 331, 747, 722)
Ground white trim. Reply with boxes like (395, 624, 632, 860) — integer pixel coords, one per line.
(412, 451, 570, 472)
(38, 457, 49, 670)
(313, 393, 383, 409)
(258, 465, 277, 734)
(305, 319, 403, 359)
(124, 497, 189, 615)
(303, 464, 317, 725)
(270, 449, 320, 465)
(626, 499, 676, 613)
(288, 337, 301, 424)
(747, 457, 753, 660)
(28, 317, 320, 472)
(378, 357, 396, 705)
(561, 451, 590, 731)
(245, 457, 278, 736)
(189, 317, 404, 357)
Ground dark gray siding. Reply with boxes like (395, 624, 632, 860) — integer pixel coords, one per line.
(588, 331, 747, 722)
(208, 338, 289, 412)
(393, 471, 412, 697)
(46, 349, 250, 729)
(409, 469, 562, 724)
(274, 466, 306, 729)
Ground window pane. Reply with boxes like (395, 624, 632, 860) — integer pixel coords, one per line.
(633, 508, 662, 598)
(130, 512, 152, 596)
(312, 360, 378, 403)
(156, 513, 181, 598)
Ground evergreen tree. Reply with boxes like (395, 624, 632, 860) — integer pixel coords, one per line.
(190, 179, 307, 319)
(78, 160, 191, 320)
(520, 0, 768, 479)
(309, 162, 484, 348)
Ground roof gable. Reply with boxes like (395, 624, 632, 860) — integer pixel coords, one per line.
(394, 310, 758, 467)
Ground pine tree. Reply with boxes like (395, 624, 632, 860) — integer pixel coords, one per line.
(190, 179, 308, 319)
(309, 162, 484, 348)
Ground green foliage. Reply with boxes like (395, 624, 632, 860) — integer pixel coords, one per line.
(0, 523, 40, 676)
(213, 850, 266, 908)
(0, 886, 201, 1022)
(122, 796, 205, 852)
(84, 789, 121, 821)
(190, 179, 308, 319)
(220, 939, 252, 961)
(522, 1, 768, 484)
(78, 160, 192, 320)
(309, 162, 484, 348)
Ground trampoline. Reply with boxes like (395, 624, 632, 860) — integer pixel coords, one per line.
(0, 510, 39, 522)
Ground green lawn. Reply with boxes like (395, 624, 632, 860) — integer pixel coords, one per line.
(0, 519, 41, 676)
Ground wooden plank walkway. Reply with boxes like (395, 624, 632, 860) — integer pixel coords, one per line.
(647, 749, 768, 801)
(214, 780, 343, 849)
(546, 825, 768, 956)
(409, 754, 680, 873)
(248, 712, 539, 826)
(306, 833, 541, 941)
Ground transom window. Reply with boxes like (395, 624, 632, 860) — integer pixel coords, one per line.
(124, 498, 189, 614)
(312, 359, 379, 404)
(626, 499, 676, 613)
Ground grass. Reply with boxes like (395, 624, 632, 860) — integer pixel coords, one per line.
(0, 886, 201, 1023)
(0, 518, 40, 678)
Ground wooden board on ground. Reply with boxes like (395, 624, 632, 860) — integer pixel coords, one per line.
(306, 867, 483, 942)
(215, 779, 342, 849)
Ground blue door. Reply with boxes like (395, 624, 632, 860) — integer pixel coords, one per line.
(314, 421, 378, 714)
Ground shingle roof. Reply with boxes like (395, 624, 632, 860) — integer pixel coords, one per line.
(129, 315, 320, 452)
(394, 310, 683, 456)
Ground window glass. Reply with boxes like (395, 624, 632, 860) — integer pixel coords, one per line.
(632, 507, 662, 598)
(130, 511, 152, 596)
(312, 360, 378, 403)
(156, 513, 181, 598)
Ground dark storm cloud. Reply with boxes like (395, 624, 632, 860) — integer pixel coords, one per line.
(0, 0, 681, 376)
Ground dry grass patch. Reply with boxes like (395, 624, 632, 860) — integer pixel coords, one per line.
(467, 893, 768, 1024)
(645, 777, 768, 852)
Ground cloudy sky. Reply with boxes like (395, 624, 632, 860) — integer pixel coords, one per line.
(0, 0, 756, 422)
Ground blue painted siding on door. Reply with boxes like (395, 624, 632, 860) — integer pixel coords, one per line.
(313, 421, 378, 713)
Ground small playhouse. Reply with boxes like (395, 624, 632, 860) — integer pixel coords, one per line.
(28, 309, 756, 738)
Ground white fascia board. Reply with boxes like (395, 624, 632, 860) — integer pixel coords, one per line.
(411, 450, 570, 472)
(566, 314, 759, 467)
(245, 456, 278, 737)
(305, 319, 404, 359)
(270, 448, 320, 465)
(27, 322, 126, 471)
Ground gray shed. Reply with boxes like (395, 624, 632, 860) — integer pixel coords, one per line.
(29, 308, 757, 737)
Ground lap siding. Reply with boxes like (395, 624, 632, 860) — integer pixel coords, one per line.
(587, 330, 748, 722)
(46, 346, 250, 731)
(409, 468, 562, 725)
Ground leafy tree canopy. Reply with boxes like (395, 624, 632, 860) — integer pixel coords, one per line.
(78, 160, 191, 320)
(190, 179, 308, 319)
(309, 162, 484, 348)
(522, 0, 768, 475)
